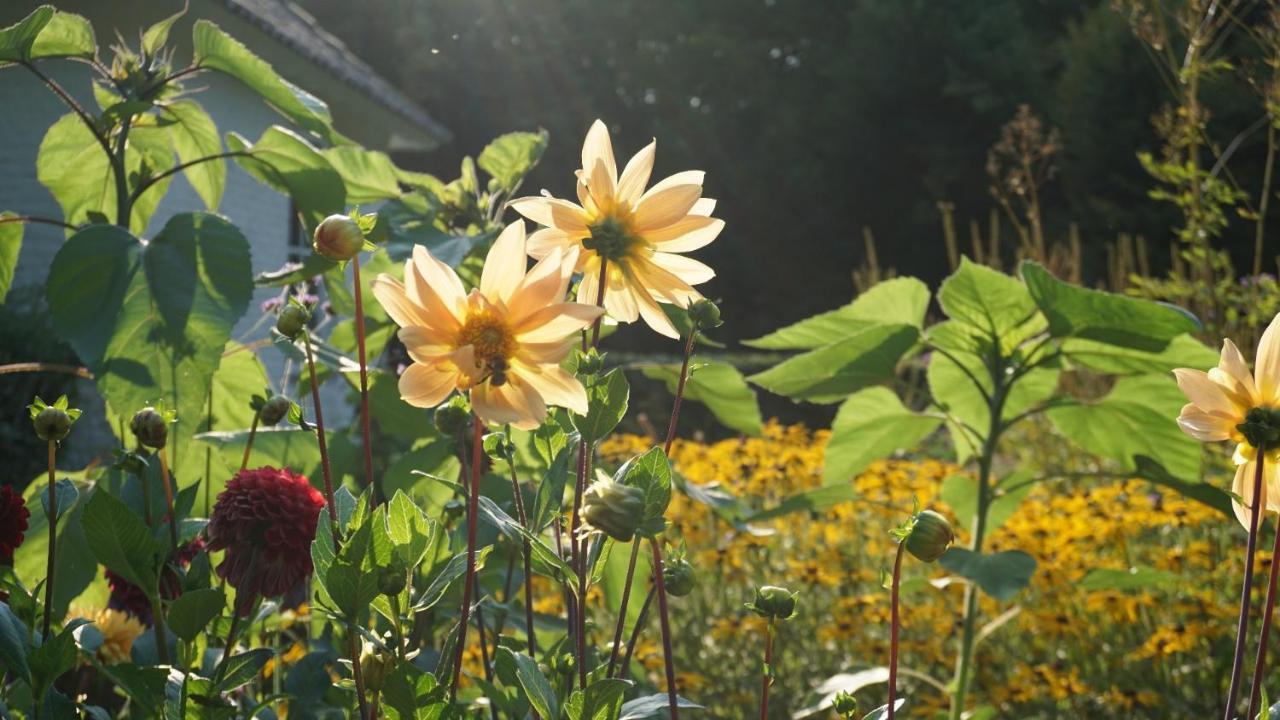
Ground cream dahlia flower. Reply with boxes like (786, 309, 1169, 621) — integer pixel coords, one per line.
(373, 221, 603, 430)
(510, 119, 724, 338)
(1174, 314, 1280, 527)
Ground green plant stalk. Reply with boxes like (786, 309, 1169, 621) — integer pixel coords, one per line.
(575, 446, 591, 690)
(758, 619, 774, 720)
(505, 457, 539, 662)
(302, 331, 340, 542)
(606, 541, 642, 678)
(1248, 511, 1280, 717)
(621, 585, 656, 674)
(1225, 448, 1267, 720)
(238, 410, 261, 473)
(450, 415, 485, 701)
(351, 255, 377, 500)
(41, 440, 57, 641)
(949, 356, 1008, 720)
(348, 631, 371, 720)
(650, 539, 680, 720)
(149, 592, 171, 666)
(888, 542, 905, 720)
(204, 386, 214, 516)
(158, 448, 180, 556)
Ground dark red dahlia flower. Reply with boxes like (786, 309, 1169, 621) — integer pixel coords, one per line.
(107, 537, 206, 624)
(0, 485, 30, 562)
(207, 467, 324, 611)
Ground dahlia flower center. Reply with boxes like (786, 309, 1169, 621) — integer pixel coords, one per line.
(456, 312, 516, 386)
(584, 212, 640, 261)
(1237, 406, 1280, 448)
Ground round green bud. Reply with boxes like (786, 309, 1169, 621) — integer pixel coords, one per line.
(904, 509, 955, 563)
(580, 479, 646, 542)
(276, 304, 311, 340)
(313, 214, 365, 262)
(130, 407, 168, 450)
(688, 299, 722, 329)
(832, 690, 859, 717)
(662, 556, 696, 597)
(377, 566, 407, 597)
(577, 348, 605, 375)
(33, 406, 73, 442)
(358, 644, 395, 692)
(434, 398, 471, 436)
(748, 585, 798, 621)
(258, 395, 291, 426)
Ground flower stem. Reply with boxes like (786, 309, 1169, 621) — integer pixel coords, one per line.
(474, 603, 499, 720)
(158, 449, 179, 556)
(505, 458, 539, 661)
(650, 538, 680, 719)
(348, 631, 371, 720)
(303, 331, 340, 543)
(41, 440, 57, 641)
(204, 386, 214, 516)
(1226, 448, 1268, 720)
(351, 255, 377, 502)
(450, 415, 484, 701)
(664, 329, 698, 454)
(1248, 511, 1280, 718)
(238, 411, 260, 473)
(212, 596, 249, 685)
(590, 258, 609, 347)
(150, 593, 171, 665)
(620, 585, 656, 675)
(758, 620, 774, 720)
(575, 449, 591, 690)
(606, 540, 642, 678)
(889, 542, 906, 720)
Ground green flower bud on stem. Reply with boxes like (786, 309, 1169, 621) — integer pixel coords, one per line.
(28, 395, 80, 443)
(904, 509, 954, 563)
(832, 690, 859, 717)
(434, 396, 471, 436)
(276, 304, 311, 340)
(746, 585, 798, 621)
(258, 395, 292, 426)
(662, 555, 696, 597)
(688, 298, 723, 329)
(580, 478, 646, 542)
(377, 565, 407, 597)
(313, 214, 365, 262)
(576, 348, 605, 375)
(358, 643, 395, 692)
(130, 407, 168, 450)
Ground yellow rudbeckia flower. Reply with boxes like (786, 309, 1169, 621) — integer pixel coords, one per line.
(511, 119, 724, 338)
(372, 220, 603, 429)
(1174, 313, 1280, 526)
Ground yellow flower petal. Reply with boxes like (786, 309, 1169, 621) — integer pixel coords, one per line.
(480, 221, 529, 305)
(640, 170, 705, 200)
(647, 215, 725, 253)
(1230, 454, 1280, 529)
(527, 227, 585, 261)
(515, 302, 603, 343)
(617, 138, 657, 204)
(581, 119, 618, 188)
(1175, 403, 1235, 442)
(399, 326, 454, 364)
(399, 362, 460, 409)
(407, 246, 468, 329)
(633, 183, 703, 232)
(1173, 368, 1241, 418)
(512, 362, 589, 415)
(510, 196, 590, 233)
(1216, 339, 1259, 407)
(1256, 313, 1280, 404)
(651, 251, 715, 285)
(372, 276, 427, 329)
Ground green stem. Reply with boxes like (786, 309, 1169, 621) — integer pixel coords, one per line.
(303, 331, 340, 543)
(150, 593, 171, 666)
(352, 255, 377, 500)
(888, 542, 905, 720)
(239, 412, 261, 473)
(41, 441, 58, 641)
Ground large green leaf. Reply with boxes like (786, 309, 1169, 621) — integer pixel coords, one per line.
(748, 323, 918, 402)
(81, 490, 163, 594)
(640, 360, 762, 436)
(574, 369, 629, 442)
(165, 588, 226, 642)
(1021, 261, 1198, 351)
(745, 276, 929, 350)
(823, 387, 941, 483)
(937, 257, 1038, 341)
(29, 9, 94, 61)
(377, 193, 494, 267)
(617, 447, 673, 537)
(0, 212, 20, 302)
(478, 130, 549, 192)
(939, 548, 1035, 601)
(322, 146, 402, 203)
(47, 215, 253, 470)
(927, 347, 1060, 448)
(496, 647, 558, 720)
(226, 126, 345, 229)
(0, 602, 30, 683)
(0, 6, 53, 64)
(1078, 566, 1177, 592)
(192, 20, 343, 144)
(162, 101, 224, 210)
(1046, 374, 1200, 481)
(1060, 334, 1218, 374)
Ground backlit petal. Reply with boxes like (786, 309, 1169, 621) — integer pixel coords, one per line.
(617, 139, 656, 204)
(515, 302, 603, 342)
(512, 362, 589, 415)
(1173, 368, 1241, 418)
(647, 215, 724, 253)
(1176, 403, 1236, 442)
(372, 276, 426, 328)
(581, 119, 618, 186)
(650, 251, 715, 285)
(633, 184, 703, 232)
(1257, 314, 1280, 404)
(640, 171, 705, 201)
(398, 363, 457, 409)
(510, 196, 590, 232)
(481, 221, 528, 305)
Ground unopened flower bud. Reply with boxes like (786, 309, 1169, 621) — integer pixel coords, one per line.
(833, 690, 859, 717)
(904, 509, 954, 563)
(276, 304, 311, 340)
(130, 407, 168, 450)
(359, 644, 395, 692)
(258, 395, 291, 426)
(434, 397, 470, 436)
(377, 565, 407, 597)
(747, 585, 797, 621)
(576, 348, 605, 375)
(580, 479, 646, 542)
(688, 299, 722, 329)
(33, 406, 73, 442)
(662, 556, 696, 597)
(313, 214, 365, 262)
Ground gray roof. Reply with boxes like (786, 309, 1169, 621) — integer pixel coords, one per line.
(221, 0, 450, 144)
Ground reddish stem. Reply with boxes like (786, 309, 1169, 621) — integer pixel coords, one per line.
(450, 416, 484, 700)
(239, 412, 260, 472)
(575, 448, 591, 690)
(42, 441, 57, 641)
(506, 461, 539, 662)
(664, 330, 697, 454)
(1225, 448, 1267, 720)
(352, 255, 377, 501)
(759, 621, 773, 720)
(590, 258, 609, 348)
(889, 542, 905, 720)
(303, 331, 340, 543)
(650, 539, 680, 719)
(1248, 509, 1280, 717)
(158, 449, 179, 556)
(606, 541, 642, 678)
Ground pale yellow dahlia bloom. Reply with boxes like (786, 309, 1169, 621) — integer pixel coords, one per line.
(372, 221, 603, 430)
(72, 606, 145, 664)
(510, 119, 724, 338)
(1174, 313, 1280, 527)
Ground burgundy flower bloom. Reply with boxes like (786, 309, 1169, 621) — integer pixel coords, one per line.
(0, 485, 30, 562)
(106, 537, 206, 624)
(207, 467, 324, 611)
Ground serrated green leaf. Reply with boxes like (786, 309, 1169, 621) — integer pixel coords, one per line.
(162, 101, 225, 210)
(745, 276, 930, 350)
(478, 130, 549, 192)
(225, 126, 345, 229)
(574, 369, 629, 442)
(823, 387, 941, 483)
(81, 490, 162, 597)
(166, 588, 226, 642)
(748, 323, 918, 403)
(938, 548, 1035, 601)
(29, 10, 94, 60)
(0, 212, 21, 303)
